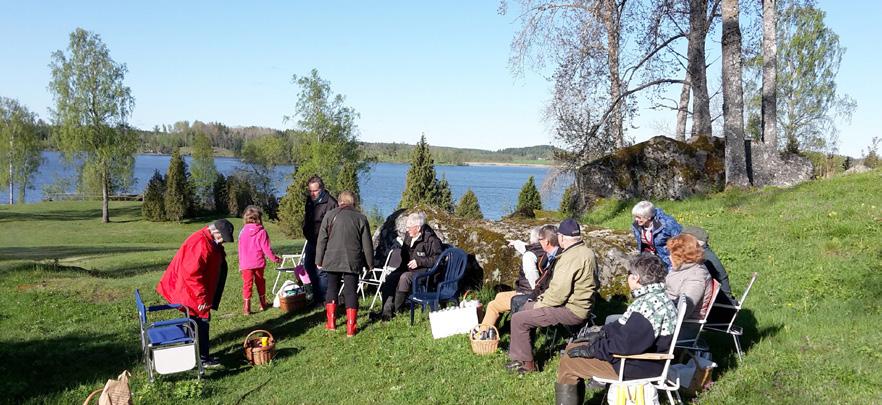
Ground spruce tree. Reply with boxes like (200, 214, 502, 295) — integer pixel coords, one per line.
(436, 174, 453, 213)
(212, 173, 228, 215)
(337, 162, 360, 204)
(190, 132, 217, 211)
(516, 176, 543, 214)
(559, 185, 577, 218)
(455, 188, 483, 220)
(399, 134, 438, 209)
(164, 148, 192, 221)
(142, 170, 166, 221)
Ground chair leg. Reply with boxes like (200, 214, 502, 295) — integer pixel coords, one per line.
(733, 333, 743, 362)
(271, 271, 282, 296)
(410, 301, 415, 325)
(664, 388, 676, 404)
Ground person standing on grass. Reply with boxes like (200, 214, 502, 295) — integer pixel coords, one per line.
(238, 205, 282, 316)
(156, 219, 233, 369)
(630, 200, 682, 271)
(316, 191, 373, 337)
(303, 175, 338, 305)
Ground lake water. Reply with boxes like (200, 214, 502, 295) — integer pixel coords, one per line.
(3, 151, 570, 220)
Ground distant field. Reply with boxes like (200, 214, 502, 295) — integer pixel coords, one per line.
(0, 169, 880, 403)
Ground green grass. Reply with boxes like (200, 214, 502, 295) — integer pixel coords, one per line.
(1, 170, 881, 404)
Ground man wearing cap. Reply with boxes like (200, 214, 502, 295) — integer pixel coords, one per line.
(680, 226, 738, 305)
(156, 219, 233, 369)
(506, 218, 598, 374)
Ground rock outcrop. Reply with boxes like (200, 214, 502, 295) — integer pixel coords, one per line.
(373, 206, 635, 300)
(575, 135, 813, 210)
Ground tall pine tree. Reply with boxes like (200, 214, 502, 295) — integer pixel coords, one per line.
(164, 148, 192, 221)
(516, 176, 542, 214)
(399, 134, 439, 209)
(455, 188, 483, 220)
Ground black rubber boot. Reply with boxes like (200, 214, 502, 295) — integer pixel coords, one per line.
(393, 291, 408, 313)
(554, 382, 584, 405)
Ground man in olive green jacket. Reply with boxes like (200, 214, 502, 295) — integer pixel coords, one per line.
(506, 219, 598, 374)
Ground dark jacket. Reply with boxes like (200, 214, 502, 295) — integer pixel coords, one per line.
(526, 248, 559, 299)
(704, 246, 737, 305)
(315, 206, 374, 274)
(593, 312, 675, 379)
(515, 243, 547, 293)
(401, 224, 443, 272)
(631, 207, 682, 270)
(303, 190, 338, 242)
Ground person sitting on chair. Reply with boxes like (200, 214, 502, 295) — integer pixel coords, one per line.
(555, 253, 678, 405)
(631, 200, 682, 271)
(480, 225, 559, 327)
(664, 233, 712, 320)
(379, 212, 443, 320)
(156, 219, 234, 369)
(680, 226, 737, 306)
(505, 218, 597, 374)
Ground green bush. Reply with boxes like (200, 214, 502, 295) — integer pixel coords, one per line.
(141, 170, 166, 221)
(399, 134, 439, 209)
(455, 188, 483, 220)
(163, 148, 192, 221)
(516, 176, 542, 214)
(212, 173, 228, 215)
(225, 173, 255, 217)
(436, 175, 454, 213)
(559, 185, 578, 218)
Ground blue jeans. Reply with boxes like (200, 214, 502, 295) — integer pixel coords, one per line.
(304, 241, 328, 303)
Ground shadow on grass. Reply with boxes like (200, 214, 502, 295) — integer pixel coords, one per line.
(0, 258, 168, 279)
(0, 204, 143, 223)
(0, 333, 137, 403)
(0, 245, 165, 262)
(705, 308, 782, 372)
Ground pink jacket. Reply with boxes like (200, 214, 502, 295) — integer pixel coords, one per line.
(238, 223, 281, 270)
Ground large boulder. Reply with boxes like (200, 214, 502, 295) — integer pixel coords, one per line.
(373, 206, 635, 300)
(575, 135, 813, 210)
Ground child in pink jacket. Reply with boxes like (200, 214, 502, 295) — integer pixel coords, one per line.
(238, 205, 282, 315)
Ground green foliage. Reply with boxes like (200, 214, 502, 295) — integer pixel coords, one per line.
(516, 176, 542, 214)
(864, 137, 880, 168)
(559, 185, 578, 218)
(0, 98, 42, 204)
(141, 170, 166, 221)
(436, 175, 454, 213)
(225, 173, 255, 217)
(365, 142, 559, 165)
(366, 205, 385, 231)
(278, 69, 370, 237)
(49, 28, 137, 222)
(399, 134, 440, 209)
(189, 132, 217, 211)
(455, 188, 483, 220)
(212, 173, 229, 215)
(163, 148, 191, 221)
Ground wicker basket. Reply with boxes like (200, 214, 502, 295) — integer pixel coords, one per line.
(279, 292, 308, 313)
(243, 329, 276, 365)
(469, 324, 499, 355)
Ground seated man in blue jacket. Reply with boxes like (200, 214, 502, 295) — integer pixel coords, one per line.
(631, 200, 682, 271)
(554, 253, 679, 404)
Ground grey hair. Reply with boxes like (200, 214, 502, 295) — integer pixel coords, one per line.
(629, 252, 667, 285)
(405, 212, 426, 228)
(528, 227, 542, 244)
(631, 200, 656, 219)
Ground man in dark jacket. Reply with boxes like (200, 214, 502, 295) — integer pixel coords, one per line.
(316, 191, 373, 337)
(302, 175, 338, 304)
(555, 253, 679, 404)
(379, 212, 443, 319)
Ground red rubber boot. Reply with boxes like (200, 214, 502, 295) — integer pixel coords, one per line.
(325, 302, 337, 330)
(346, 308, 358, 337)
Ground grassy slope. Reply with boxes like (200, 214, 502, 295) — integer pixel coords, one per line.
(0, 170, 880, 404)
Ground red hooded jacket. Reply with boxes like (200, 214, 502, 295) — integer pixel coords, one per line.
(156, 227, 226, 319)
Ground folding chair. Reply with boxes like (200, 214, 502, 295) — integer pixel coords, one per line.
(273, 242, 307, 295)
(592, 295, 689, 405)
(676, 278, 721, 352)
(701, 272, 758, 362)
(357, 248, 402, 311)
(135, 289, 203, 382)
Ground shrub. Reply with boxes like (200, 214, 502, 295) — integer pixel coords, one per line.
(225, 173, 255, 217)
(559, 185, 578, 218)
(142, 170, 166, 221)
(455, 188, 483, 220)
(163, 148, 192, 221)
(399, 134, 439, 209)
(516, 176, 542, 214)
(436, 175, 454, 213)
(212, 173, 228, 216)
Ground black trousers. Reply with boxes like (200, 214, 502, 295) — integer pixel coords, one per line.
(190, 315, 210, 359)
(325, 272, 359, 309)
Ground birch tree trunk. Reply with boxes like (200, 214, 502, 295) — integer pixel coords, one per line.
(722, 0, 750, 186)
(761, 0, 778, 147)
(688, 0, 712, 138)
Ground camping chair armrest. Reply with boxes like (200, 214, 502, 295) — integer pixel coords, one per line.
(148, 303, 182, 312)
(151, 318, 191, 328)
(612, 353, 673, 360)
(712, 303, 739, 310)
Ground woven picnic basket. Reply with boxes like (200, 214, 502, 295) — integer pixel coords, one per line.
(243, 329, 276, 365)
(469, 324, 499, 355)
(279, 292, 308, 313)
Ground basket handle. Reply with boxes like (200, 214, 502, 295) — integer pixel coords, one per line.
(462, 290, 479, 302)
(243, 329, 274, 348)
(83, 388, 102, 405)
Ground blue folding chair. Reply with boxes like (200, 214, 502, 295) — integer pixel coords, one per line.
(135, 289, 203, 382)
(408, 247, 469, 325)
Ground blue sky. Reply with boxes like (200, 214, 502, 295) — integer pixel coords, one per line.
(0, 1, 878, 156)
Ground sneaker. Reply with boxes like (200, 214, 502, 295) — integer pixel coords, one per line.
(201, 357, 222, 369)
(504, 360, 523, 371)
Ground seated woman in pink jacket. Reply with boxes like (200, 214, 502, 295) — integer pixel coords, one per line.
(238, 205, 282, 315)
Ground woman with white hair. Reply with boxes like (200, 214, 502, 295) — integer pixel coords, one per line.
(630, 200, 682, 270)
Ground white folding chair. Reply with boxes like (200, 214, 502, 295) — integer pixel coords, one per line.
(272, 242, 307, 295)
(593, 295, 689, 405)
(676, 278, 721, 352)
(337, 248, 401, 310)
(701, 272, 758, 362)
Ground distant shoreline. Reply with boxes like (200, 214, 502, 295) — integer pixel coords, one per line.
(464, 161, 553, 168)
